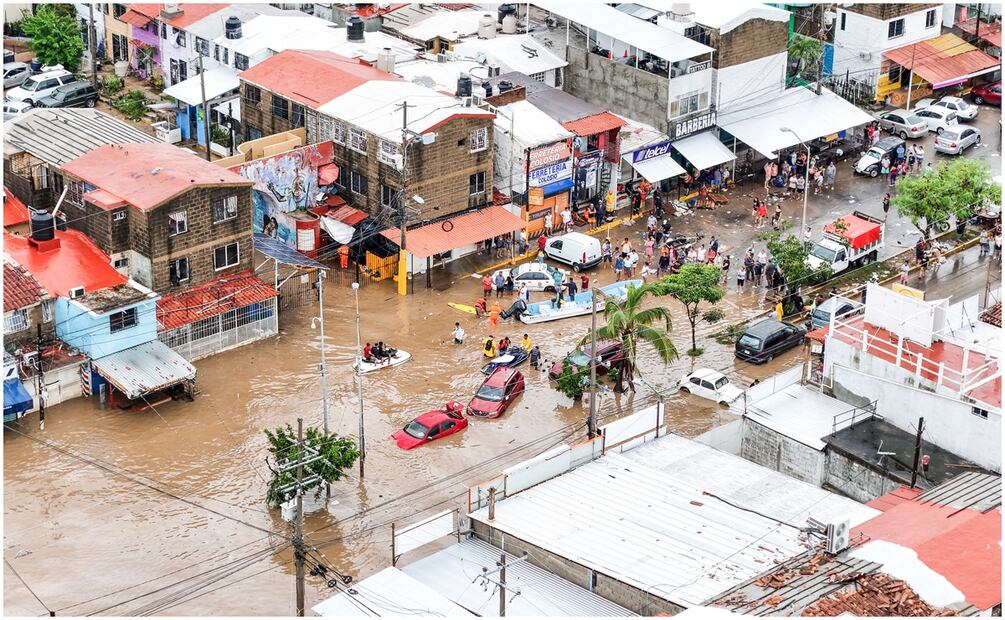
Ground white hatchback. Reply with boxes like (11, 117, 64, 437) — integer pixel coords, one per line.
(490, 262, 567, 292)
(678, 368, 744, 405)
(913, 106, 959, 134)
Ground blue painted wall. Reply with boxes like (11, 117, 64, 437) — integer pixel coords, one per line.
(56, 297, 158, 360)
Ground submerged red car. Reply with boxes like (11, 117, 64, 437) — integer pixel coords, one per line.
(548, 339, 623, 380)
(467, 368, 524, 418)
(391, 402, 467, 450)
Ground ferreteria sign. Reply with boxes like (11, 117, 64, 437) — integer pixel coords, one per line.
(673, 111, 716, 139)
(527, 141, 570, 170)
(528, 159, 572, 187)
(631, 139, 672, 163)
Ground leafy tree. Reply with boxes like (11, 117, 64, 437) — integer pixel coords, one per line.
(582, 282, 678, 392)
(787, 33, 822, 80)
(22, 5, 84, 71)
(653, 265, 724, 356)
(554, 359, 589, 400)
(759, 229, 831, 299)
(264, 424, 359, 506)
(893, 159, 1001, 237)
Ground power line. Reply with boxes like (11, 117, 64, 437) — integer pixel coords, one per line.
(5, 558, 52, 615)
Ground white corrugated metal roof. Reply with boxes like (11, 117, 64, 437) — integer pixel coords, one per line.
(399, 10, 484, 42)
(91, 340, 196, 400)
(499, 100, 573, 148)
(402, 538, 636, 616)
(452, 34, 567, 76)
(312, 567, 475, 617)
(468, 434, 878, 608)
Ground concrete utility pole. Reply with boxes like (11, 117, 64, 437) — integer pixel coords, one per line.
(310, 270, 330, 496)
(352, 281, 365, 478)
(88, 3, 98, 90)
(588, 288, 605, 438)
(197, 52, 211, 161)
(395, 101, 414, 297)
(473, 552, 527, 617)
(294, 418, 306, 616)
(910, 417, 925, 488)
(780, 127, 810, 243)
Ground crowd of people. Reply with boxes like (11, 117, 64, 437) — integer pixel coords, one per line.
(763, 153, 838, 197)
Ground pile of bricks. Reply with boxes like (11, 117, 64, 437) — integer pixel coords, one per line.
(802, 574, 959, 616)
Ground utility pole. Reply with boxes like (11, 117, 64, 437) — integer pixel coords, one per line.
(311, 270, 330, 497)
(815, 4, 824, 95)
(395, 101, 414, 297)
(498, 553, 507, 617)
(473, 553, 527, 617)
(588, 288, 602, 438)
(88, 3, 98, 90)
(35, 323, 45, 431)
(294, 418, 305, 616)
(910, 417, 925, 488)
(197, 52, 211, 161)
(352, 281, 365, 478)
(905, 42, 917, 111)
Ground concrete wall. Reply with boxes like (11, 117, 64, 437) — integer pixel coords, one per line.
(694, 418, 743, 455)
(470, 520, 684, 616)
(23, 359, 86, 413)
(740, 418, 826, 486)
(715, 52, 787, 110)
(563, 46, 670, 133)
(823, 449, 901, 503)
(827, 352, 1001, 471)
(833, 6, 942, 75)
(709, 17, 788, 69)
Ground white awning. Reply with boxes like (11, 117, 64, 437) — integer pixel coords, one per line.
(213, 97, 240, 120)
(672, 132, 735, 171)
(622, 153, 686, 183)
(164, 67, 240, 107)
(91, 340, 196, 400)
(319, 216, 355, 245)
(718, 86, 874, 158)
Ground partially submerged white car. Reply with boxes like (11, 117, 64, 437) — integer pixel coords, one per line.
(678, 368, 744, 405)
(490, 262, 568, 292)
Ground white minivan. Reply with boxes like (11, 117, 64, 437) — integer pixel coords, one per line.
(543, 232, 601, 272)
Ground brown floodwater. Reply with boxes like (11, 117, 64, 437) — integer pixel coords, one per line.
(4, 259, 798, 616)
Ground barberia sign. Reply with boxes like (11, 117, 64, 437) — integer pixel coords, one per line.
(686, 60, 712, 74)
(527, 142, 570, 170)
(673, 111, 716, 139)
(631, 139, 672, 164)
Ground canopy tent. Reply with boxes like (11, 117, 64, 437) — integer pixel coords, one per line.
(381, 206, 526, 259)
(672, 132, 735, 171)
(883, 34, 1000, 90)
(91, 341, 197, 401)
(718, 87, 874, 159)
(163, 67, 240, 107)
(621, 153, 686, 183)
(3, 378, 33, 423)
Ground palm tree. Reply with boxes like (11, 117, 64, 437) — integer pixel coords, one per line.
(787, 33, 822, 81)
(582, 282, 679, 393)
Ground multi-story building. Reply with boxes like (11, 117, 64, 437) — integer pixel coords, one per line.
(3, 257, 49, 351)
(59, 143, 255, 294)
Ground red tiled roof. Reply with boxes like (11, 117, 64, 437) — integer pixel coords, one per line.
(156, 272, 277, 331)
(3, 260, 44, 312)
(801, 573, 963, 616)
(3, 187, 31, 228)
(884, 34, 1000, 88)
(62, 144, 253, 212)
(381, 205, 526, 258)
(4, 230, 127, 297)
(562, 111, 627, 137)
(239, 50, 399, 108)
(979, 301, 1001, 327)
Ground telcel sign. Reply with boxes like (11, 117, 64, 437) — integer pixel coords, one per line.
(631, 140, 672, 164)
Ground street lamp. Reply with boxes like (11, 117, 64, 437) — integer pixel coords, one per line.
(780, 127, 811, 244)
(310, 269, 330, 499)
(352, 281, 366, 478)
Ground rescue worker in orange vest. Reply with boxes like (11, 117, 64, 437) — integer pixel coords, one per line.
(338, 244, 350, 269)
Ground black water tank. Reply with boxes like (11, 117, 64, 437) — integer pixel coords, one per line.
(497, 80, 513, 93)
(225, 16, 242, 39)
(31, 211, 54, 241)
(481, 80, 493, 97)
(456, 74, 472, 97)
(497, 3, 516, 24)
(347, 16, 365, 41)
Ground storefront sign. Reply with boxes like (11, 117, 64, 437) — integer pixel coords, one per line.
(576, 151, 602, 170)
(528, 187, 544, 206)
(631, 140, 673, 164)
(527, 141, 570, 170)
(672, 111, 717, 139)
(528, 160, 572, 187)
(686, 60, 712, 74)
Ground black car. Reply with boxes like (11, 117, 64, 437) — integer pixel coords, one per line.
(34, 81, 98, 109)
(734, 319, 806, 364)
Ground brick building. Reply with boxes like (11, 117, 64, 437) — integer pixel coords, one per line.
(240, 49, 496, 225)
(59, 143, 255, 294)
(3, 258, 49, 350)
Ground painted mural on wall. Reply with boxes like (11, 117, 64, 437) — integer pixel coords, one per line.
(232, 142, 335, 248)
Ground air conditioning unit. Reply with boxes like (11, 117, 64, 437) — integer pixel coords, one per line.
(20, 350, 38, 369)
(69, 286, 85, 299)
(436, 52, 448, 63)
(858, 51, 872, 61)
(472, 94, 484, 106)
(487, 64, 502, 77)
(825, 519, 851, 554)
(461, 96, 473, 107)
(391, 153, 405, 171)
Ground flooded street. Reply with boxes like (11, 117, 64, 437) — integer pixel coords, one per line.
(4, 255, 792, 616)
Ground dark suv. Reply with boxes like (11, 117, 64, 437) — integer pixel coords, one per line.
(34, 81, 98, 109)
(735, 319, 806, 364)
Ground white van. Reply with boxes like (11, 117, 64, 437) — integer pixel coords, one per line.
(543, 232, 601, 272)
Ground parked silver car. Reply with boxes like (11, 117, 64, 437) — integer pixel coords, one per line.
(934, 126, 982, 155)
(3, 100, 32, 122)
(874, 109, 929, 139)
(3, 62, 30, 89)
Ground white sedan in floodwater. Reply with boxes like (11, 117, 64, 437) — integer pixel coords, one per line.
(678, 369, 744, 405)
(490, 262, 567, 292)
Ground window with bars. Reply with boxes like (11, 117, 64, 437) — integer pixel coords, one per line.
(168, 210, 188, 236)
(349, 127, 368, 154)
(243, 85, 261, 108)
(377, 139, 399, 165)
(196, 36, 210, 55)
(272, 95, 289, 120)
(3, 309, 29, 334)
(234, 53, 249, 70)
(529, 72, 546, 83)
(469, 171, 485, 195)
(214, 242, 240, 270)
(291, 103, 305, 127)
(350, 171, 368, 196)
(109, 308, 138, 333)
(380, 184, 399, 209)
(469, 127, 488, 152)
(212, 196, 238, 224)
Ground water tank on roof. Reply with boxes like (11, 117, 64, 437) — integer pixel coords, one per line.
(478, 14, 497, 39)
(30, 212, 55, 242)
(347, 16, 365, 41)
(497, 3, 516, 24)
(225, 16, 242, 40)
(502, 13, 518, 34)
(497, 80, 513, 93)
(456, 74, 472, 97)
(482, 80, 493, 97)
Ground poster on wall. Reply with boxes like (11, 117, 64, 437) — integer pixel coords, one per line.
(232, 142, 335, 248)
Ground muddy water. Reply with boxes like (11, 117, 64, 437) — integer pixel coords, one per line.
(4, 261, 796, 616)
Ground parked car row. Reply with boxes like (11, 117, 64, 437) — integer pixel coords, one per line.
(3, 64, 98, 119)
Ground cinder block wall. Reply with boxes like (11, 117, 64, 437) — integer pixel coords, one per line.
(740, 419, 826, 486)
(709, 19, 787, 69)
(823, 450, 901, 503)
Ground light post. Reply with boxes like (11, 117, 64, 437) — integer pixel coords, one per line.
(310, 269, 330, 498)
(781, 127, 811, 244)
(352, 281, 366, 478)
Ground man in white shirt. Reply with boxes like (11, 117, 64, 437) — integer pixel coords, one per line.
(452, 322, 465, 344)
(561, 207, 573, 232)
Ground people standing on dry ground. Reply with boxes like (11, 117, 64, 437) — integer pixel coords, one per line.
(899, 260, 910, 285)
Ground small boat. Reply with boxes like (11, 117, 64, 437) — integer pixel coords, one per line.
(354, 350, 412, 374)
(479, 347, 529, 375)
(519, 279, 643, 325)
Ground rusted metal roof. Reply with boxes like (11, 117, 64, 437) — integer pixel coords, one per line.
(156, 272, 277, 331)
(91, 340, 197, 400)
(979, 301, 1001, 327)
(562, 111, 627, 137)
(883, 34, 1000, 88)
(381, 206, 526, 259)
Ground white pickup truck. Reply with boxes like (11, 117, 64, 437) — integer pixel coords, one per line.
(806, 211, 885, 275)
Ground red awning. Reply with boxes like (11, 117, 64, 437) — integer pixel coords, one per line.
(806, 327, 829, 343)
(317, 163, 340, 186)
(120, 9, 153, 27)
(883, 34, 1000, 88)
(381, 205, 526, 259)
(157, 272, 277, 331)
(330, 204, 367, 226)
(562, 111, 627, 137)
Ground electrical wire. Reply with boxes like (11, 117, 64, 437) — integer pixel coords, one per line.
(5, 558, 52, 615)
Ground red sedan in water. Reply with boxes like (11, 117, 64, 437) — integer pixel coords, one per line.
(972, 82, 1001, 106)
(467, 368, 524, 418)
(392, 402, 468, 450)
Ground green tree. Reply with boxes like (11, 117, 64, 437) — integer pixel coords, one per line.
(759, 229, 831, 299)
(893, 159, 1001, 237)
(653, 264, 724, 356)
(264, 424, 360, 506)
(583, 282, 678, 392)
(22, 4, 84, 71)
(554, 359, 589, 400)
(787, 33, 822, 80)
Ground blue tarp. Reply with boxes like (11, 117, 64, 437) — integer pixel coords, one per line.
(4, 378, 32, 423)
(253, 233, 326, 269)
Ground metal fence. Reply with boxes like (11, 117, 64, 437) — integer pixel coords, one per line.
(160, 298, 279, 362)
(319, 253, 399, 289)
(275, 270, 321, 313)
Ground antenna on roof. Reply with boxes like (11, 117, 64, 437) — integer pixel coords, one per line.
(151, 167, 162, 175)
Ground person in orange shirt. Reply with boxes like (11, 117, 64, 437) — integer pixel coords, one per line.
(489, 301, 502, 326)
(338, 244, 349, 269)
